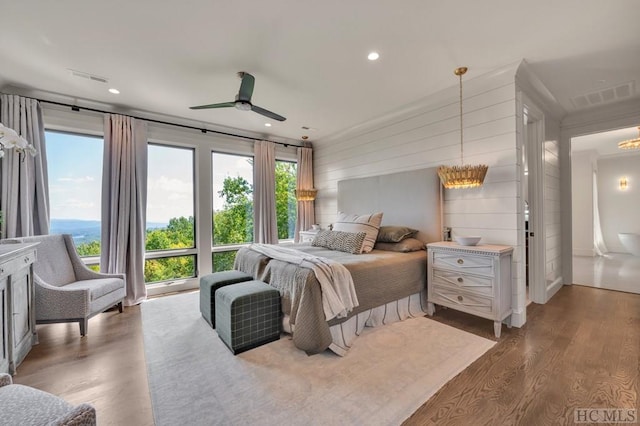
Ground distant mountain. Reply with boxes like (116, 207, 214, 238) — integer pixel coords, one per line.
(50, 219, 168, 245)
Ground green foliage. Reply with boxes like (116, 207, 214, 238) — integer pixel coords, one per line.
(213, 175, 253, 245)
(144, 216, 195, 282)
(213, 251, 237, 272)
(275, 161, 297, 239)
(76, 240, 101, 257)
(144, 255, 195, 283)
(146, 216, 195, 251)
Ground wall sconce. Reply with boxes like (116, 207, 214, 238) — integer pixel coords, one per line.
(294, 188, 317, 201)
(619, 177, 628, 190)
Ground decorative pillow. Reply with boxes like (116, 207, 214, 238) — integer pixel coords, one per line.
(374, 238, 425, 253)
(311, 230, 367, 254)
(376, 226, 418, 243)
(333, 212, 383, 253)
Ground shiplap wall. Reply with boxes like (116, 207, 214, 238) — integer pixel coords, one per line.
(313, 64, 528, 325)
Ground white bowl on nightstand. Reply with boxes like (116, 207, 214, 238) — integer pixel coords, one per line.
(455, 236, 481, 246)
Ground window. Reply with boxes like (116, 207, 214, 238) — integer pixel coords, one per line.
(145, 144, 196, 284)
(46, 130, 103, 260)
(212, 152, 254, 246)
(275, 160, 297, 240)
(211, 152, 253, 271)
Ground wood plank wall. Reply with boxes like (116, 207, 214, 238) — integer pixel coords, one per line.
(313, 64, 526, 322)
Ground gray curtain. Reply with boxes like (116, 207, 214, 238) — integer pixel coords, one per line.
(253, 140, 278, 244)
(294, 146, 315, 242)
(100, 114, 148, 306)
(0, 94, 50, 238)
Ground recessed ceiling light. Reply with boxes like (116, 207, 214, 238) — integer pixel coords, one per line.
(108, 88, 120, 94)
(367, 52, 380, 61)
(264, 123, 272, 127)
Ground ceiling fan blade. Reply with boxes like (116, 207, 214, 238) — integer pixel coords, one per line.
(189, 102, 236, 110)
(237, 73, 255, 102)
(251, 105, 286, 122)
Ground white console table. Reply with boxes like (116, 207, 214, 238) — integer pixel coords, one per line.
(0, 242, 38, 374)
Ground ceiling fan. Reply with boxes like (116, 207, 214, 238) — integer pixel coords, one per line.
(190, 72, 286, 122)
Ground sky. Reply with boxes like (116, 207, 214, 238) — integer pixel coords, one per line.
(47, 131, 197, 223)
(212, 152, 253, 212)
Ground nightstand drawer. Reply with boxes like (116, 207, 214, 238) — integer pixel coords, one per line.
(430, 285, 493, 316)
(432, 252, 493, 276)
(431, 269, 493, 296)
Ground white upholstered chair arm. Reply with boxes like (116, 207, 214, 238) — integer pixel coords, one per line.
(0, 373, 11, 387)
(63, 235, 127, 284)
(33, 274, 90, 320)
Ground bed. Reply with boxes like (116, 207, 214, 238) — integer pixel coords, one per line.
(234, 167, 442, 355)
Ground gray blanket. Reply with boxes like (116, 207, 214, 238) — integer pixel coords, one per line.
(234, 245, 426, 354)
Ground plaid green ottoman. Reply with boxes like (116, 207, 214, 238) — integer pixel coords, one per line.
(215, 280, 281, 355)
(200, 270, 253, 328)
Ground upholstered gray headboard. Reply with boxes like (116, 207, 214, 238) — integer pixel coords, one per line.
(337, 167, 442, 244)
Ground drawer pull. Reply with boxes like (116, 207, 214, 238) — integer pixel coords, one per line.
(457, 295, 463, 302)
(457, 259, 464, 265)
(0, 268, 3, 274)
(24, 257, 30, 263)
(457, 277, 464, 283)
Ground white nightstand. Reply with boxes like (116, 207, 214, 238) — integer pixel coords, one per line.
(426, 241, 513, 338)
(299, 229, 320, 243)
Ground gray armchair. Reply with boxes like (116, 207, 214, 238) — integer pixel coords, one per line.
(0, 373, 96, 425)
(3, 234, 125, 336)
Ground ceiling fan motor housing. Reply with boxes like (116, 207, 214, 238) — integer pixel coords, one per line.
(235, 101, 252, 111)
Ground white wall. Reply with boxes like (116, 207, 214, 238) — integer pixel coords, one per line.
(597, 154, 640, 253)
(571, 150, 597, 256)
(559, 97, 640, 284)
(313, 63, 528, 325)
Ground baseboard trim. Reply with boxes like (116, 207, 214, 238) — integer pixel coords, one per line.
(546, 277, 563, 302)
(510, 309, 525, 328)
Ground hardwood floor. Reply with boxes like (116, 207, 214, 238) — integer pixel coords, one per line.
(13, 306, 153, 426)
(404, 285, 640, 425)
(14, 285, 639, 426)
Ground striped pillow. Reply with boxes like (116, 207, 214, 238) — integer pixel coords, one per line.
(333, 212, 383, 253)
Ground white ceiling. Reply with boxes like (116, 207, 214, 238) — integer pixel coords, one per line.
(1, 0, 639, 142)
(572, 126, 640, 157)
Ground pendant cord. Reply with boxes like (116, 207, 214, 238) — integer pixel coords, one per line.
(459, 71, 464, 166)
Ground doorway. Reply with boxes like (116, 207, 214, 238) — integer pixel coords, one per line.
(570, 127, 640, 295)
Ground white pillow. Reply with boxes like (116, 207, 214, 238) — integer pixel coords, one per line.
(333, 212, 383, 253)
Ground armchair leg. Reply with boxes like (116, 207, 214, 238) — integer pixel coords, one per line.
(80, 318, 89, 337)
(117, 301, 123, 313)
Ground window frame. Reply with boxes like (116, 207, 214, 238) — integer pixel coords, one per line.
(144, 142, 198, 286)
(41, 104, 299, 295)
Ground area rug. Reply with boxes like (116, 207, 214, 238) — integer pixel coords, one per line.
(141, 291, 495, 426)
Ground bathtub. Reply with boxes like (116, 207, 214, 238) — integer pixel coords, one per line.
(618, 233, 640, 256)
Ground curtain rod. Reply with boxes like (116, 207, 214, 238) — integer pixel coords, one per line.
(37, 99, 300, 148)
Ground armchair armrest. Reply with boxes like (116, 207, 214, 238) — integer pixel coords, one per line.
(33, 274, 91, 320)
(0, 373, 12, 387)
(62, 235, 126, 284)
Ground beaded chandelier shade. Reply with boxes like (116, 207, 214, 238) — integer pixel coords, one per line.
(294, 189, 317, 201)
(437, 67, 488, 189)
(618, 127, 640, 150)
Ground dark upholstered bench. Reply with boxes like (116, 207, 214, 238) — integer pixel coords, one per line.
(199, 270, 253, 328)
(215, 280, 281, 355)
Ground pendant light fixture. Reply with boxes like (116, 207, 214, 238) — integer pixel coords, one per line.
(618, 127, 640, 150)
(437, 67, 488, 189)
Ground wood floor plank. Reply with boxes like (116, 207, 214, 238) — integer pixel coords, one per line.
(11, 285, 640, 426)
